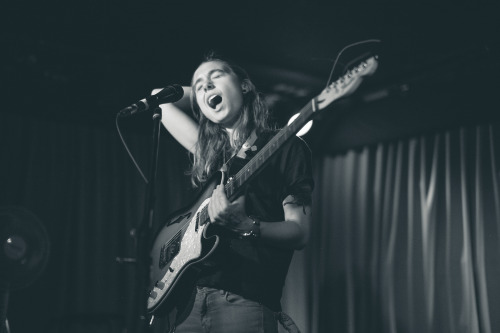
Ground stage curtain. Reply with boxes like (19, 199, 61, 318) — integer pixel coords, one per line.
(0, 113, 194, 333)
(282, 122, 500, 333)
(2, 112, 499, 333)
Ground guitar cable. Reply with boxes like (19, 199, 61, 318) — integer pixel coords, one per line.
(115, 114, 149, 184)
(325, 39, 382, 89)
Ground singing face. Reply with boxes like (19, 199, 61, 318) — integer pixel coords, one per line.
(192, 60, 245, 129)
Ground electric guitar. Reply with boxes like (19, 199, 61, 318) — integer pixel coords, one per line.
(147, 56, 379, 315)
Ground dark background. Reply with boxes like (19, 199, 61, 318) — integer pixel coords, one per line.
(1, 0, 500, 332)
(3, 0, 499, 153)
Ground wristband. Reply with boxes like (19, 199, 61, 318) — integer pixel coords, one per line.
(241, 217, 261, 239)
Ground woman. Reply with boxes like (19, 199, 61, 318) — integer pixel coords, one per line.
(158, 54, 314, 333)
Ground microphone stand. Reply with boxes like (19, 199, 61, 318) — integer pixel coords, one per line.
(0, 282, 10, 333)
(131, 105, 162, 333)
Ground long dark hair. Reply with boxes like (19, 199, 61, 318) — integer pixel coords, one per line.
(189, 55, 272, 185)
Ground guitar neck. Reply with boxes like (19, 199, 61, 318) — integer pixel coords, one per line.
(225, 99, 317, 202)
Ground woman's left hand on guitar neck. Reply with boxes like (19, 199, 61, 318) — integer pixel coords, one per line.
(208, 173, 255, 235)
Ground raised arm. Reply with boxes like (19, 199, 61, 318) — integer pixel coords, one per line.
(153, 86, 199, 154)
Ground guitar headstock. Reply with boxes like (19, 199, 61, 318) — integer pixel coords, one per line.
(316, 56, 378, 110)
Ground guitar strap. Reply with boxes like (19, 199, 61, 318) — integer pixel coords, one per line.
(220, 130, 258, 175)
(236, 130, 258, 158)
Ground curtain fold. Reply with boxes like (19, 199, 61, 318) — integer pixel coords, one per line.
(282, 122, 500, 333)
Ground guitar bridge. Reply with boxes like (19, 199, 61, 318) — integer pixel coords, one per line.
(159, 234, 181, 269)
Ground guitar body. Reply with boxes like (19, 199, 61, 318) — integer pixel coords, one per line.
(148, 176, 219, 315)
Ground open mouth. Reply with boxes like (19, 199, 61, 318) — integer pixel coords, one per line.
(208, 95, 222, 109)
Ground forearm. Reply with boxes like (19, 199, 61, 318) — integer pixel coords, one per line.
(157, 86, 198, 153)
(259, 218, 310, 250)
(250, 201, 311, 250)
(171, 86, 192, 111)
(209, 186, 312, 251)
(208, 191, 311, 250)
(256, 199, 312, 250)
(219, 214, 309, 250)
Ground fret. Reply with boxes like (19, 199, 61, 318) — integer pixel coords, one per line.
(289, 119, 298, 133)
(276, 134, 282, 146)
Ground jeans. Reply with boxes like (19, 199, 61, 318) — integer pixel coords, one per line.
(174, 286, 278, 333)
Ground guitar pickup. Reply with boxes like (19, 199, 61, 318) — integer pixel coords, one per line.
(155, 281, 165, 290)
(195, 212, 200, 232)
(159, 234, 181, 269)
(149, 290, 157, 300)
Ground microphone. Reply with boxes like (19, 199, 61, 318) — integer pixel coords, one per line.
(118, 84, 184, 117)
